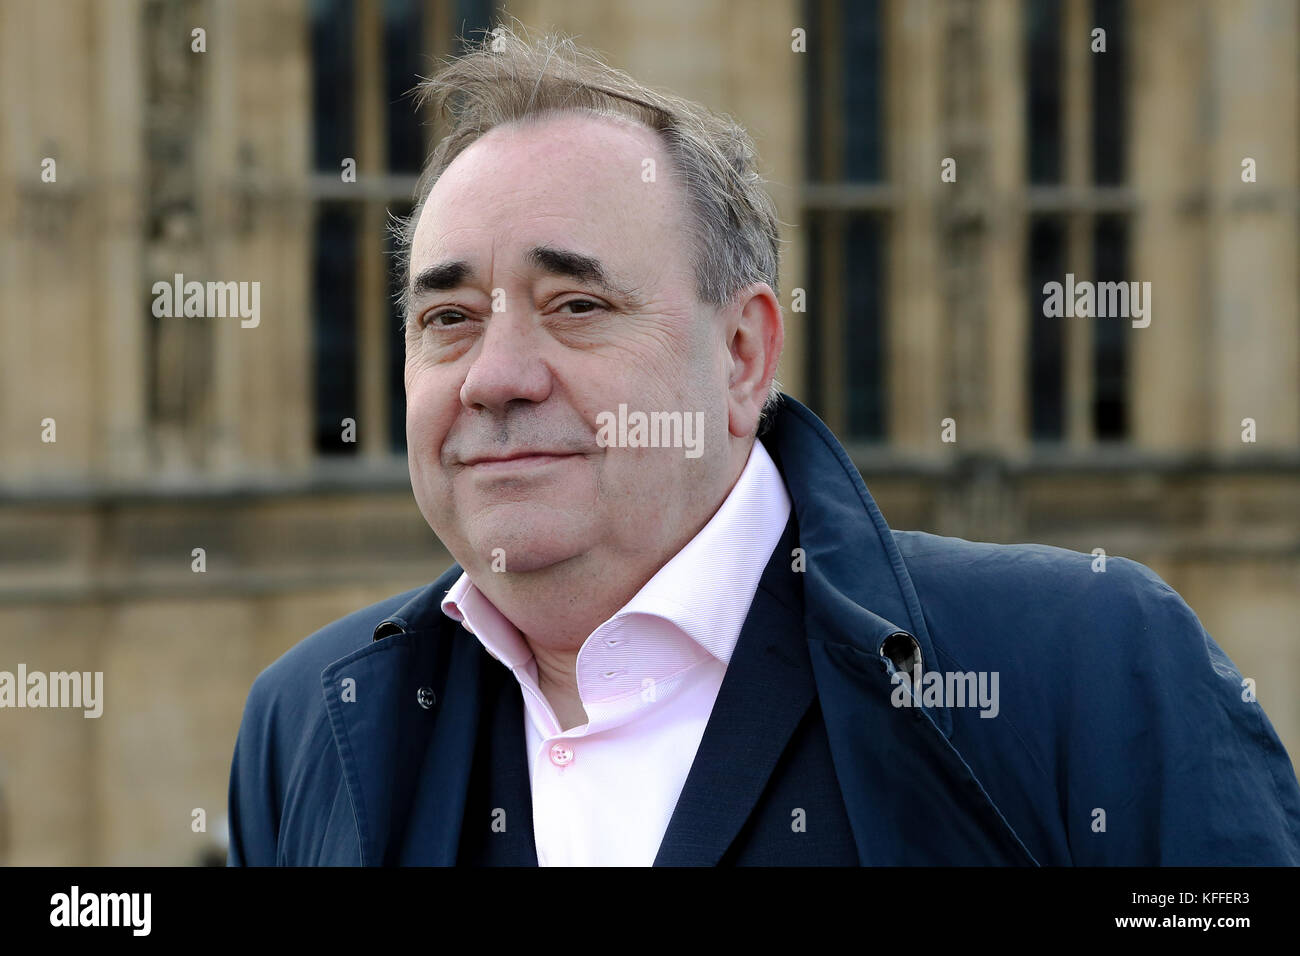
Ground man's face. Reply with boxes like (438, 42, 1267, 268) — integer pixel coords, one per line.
(404, 111, 735, 581)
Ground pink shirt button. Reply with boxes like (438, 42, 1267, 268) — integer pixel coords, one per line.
(549, 742, 575, 767)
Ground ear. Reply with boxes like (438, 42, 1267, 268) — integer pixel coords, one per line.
(724, 283, 784, 438)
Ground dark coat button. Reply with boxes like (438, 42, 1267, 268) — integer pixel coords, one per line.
(416, 686, 437, 709)
(879, 631, 922, 676)
(373, 619, 406, 642)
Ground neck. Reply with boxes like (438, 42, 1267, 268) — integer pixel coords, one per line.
(533, 644, 588, 732)
(471, 440, 753, 728)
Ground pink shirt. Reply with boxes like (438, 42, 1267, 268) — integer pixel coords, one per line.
(440, 439, 792, 865)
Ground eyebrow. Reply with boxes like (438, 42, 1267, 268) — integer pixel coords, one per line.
(407, 244, 641, 306)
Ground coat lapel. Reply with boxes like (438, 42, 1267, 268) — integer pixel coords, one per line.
(653, 516, 812, 865)
(453, 643, 539, 865)
(807, 637, 1038, 864)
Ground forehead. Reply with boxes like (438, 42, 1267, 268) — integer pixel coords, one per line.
(410, 111, 689, 273)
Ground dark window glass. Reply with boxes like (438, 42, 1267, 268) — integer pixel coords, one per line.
(840, 0, 883, 182)
(1026, 0, 1062, 184)
(314, 203, 360, 455)
(844, 214, 885, 439)
(1092, 215, 1128, 439)
(1091, 0, 1125, 184)
(801, 212, 885, 439)
(311, 0, 355, 172)
(1029, 216, 1065, 440)
(802, 0, 885, 437)
(455, 0, 497, 53)
(384, 0, 425, 174)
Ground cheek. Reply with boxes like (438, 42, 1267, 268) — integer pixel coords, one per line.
(640, 318, 723, 408)
(404, 369, 457, 470)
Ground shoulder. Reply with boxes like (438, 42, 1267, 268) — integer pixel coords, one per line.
(228, 580, 452, 865)
(237, 571, 456, 740)
(889, 531, 1300, 863)
(253, 587, 425, 697)
(889, 529, 1234, 744)
(891, 529, 1190, 659)
(893, 527, 1149, 592)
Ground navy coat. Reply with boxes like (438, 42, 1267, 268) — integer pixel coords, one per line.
(227, 395, 1300, 865)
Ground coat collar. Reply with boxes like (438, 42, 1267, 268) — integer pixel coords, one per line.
(762, 394, 951, 735)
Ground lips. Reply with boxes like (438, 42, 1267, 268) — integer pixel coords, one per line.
(461, 450, 580, 466)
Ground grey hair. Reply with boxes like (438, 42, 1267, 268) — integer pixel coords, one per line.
(391, 20, 784, 424)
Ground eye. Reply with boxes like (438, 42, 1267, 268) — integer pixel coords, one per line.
(423, 309, 468, 328)
(556, 298, 604, 315)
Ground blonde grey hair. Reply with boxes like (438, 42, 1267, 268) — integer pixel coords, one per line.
(392, 22, 784, 422)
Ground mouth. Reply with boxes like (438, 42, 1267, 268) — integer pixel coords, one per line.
(460, 451, 584, 473)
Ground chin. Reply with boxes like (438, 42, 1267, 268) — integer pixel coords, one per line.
(466, 512, 585, 575)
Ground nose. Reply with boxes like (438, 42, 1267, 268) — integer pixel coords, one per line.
(459, 311, 553, 413)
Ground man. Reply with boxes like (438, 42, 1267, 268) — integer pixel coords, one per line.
(227, 26, 1300, 866)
